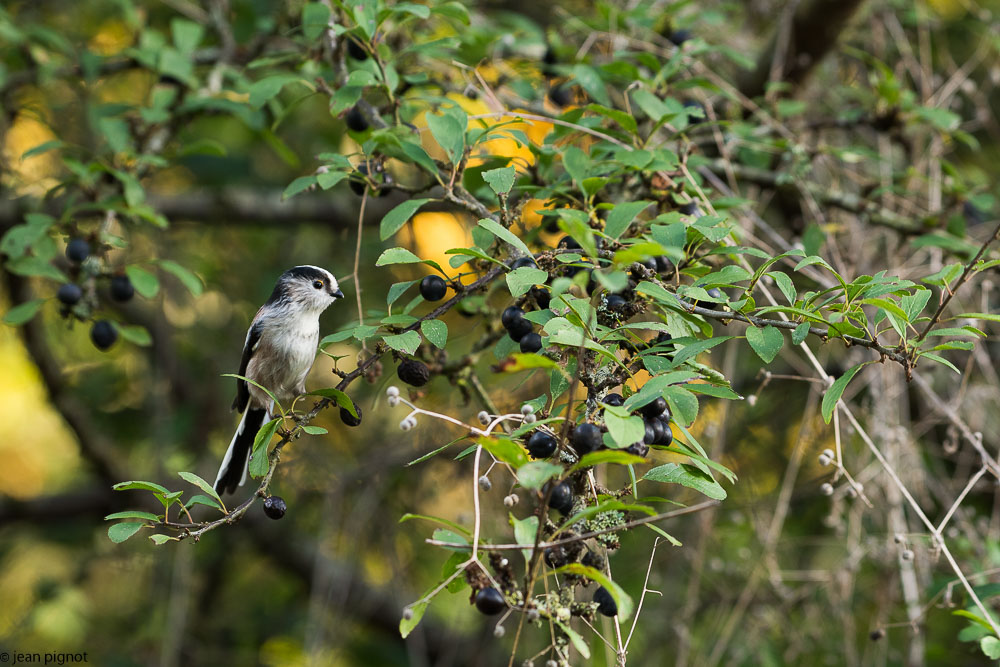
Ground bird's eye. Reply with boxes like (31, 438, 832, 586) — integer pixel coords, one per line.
(313, 280, 324, 289)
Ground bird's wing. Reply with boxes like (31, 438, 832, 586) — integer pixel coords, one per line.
(232, 318, 263, 412)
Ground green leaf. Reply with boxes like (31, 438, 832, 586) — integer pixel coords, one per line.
(118, 324, 152, 347)
(282, 175, 317, 200)
(477, 218, 532, 258)
(5, 256, 67, 282)
(171, 18, 204, 53)
(306, 387, 358, 416)
(2, 298, 45, 326)
(113, 480, 170, 494)
(383, 330, 421, 355)
(517, 461, 564, 490)
(301, 2, 331, 40)
(316, 170, 347, 190)
(185, 494, 222, 511)
(178, 471, 225, 510)
(400, 599, 429, 638)
(482, 166, 516, 196)
(477, 436, 529, 468)
(605, 201, 651, 239)
(791, 322, 810, 345)
(421, 319, 448, 349)
(553, 619, 591, 659)
(125, 265, 160, 299)
(249, 418, 281, 478)
(108, 522, 143, 543)
(104, 510, 159, 522)
(555, 563, 634, 620)
(956, 312, 1000, 324)
(249, 74, 306, 109)
(603, 406, 646, 449)
(506, 266, 547, 297)
(301, 425, 328, 435)
(376, 247, 423, 266)
(821, 363, 865, 423)
(20, 139, 65, 160)
(981, 636, 1000, 659)
(380, 198, 434, 241)
(572, 450, 647, 470)
(157, 259, 203, 296)
(571, 64, 610, 106)
(642, 463, 727, 500)
(510, 514, 539, 562)
(426, 111, 465, 163)
(149, 534, 177, 545)
(746, 325, 784, 363)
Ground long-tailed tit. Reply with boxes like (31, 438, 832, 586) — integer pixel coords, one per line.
(214, 265, 344, 495)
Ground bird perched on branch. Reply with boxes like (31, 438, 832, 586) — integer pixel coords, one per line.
(215, 265, 344, 495)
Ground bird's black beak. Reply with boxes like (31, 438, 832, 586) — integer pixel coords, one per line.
(331, 288, 345, 299)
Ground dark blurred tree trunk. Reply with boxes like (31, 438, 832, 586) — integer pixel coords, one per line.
(738, 0, 867, 99)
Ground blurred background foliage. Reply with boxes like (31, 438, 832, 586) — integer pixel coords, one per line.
(2, 0, 1000, 665)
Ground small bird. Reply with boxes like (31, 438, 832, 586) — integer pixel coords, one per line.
(215, 265, 344, 495)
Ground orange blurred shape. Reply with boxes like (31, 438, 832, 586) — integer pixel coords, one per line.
(397, 210, 476, 284)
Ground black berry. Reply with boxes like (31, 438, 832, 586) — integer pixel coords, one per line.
(655, 255, 673, 274)
(110, 274, 134, 302)
(605, 294, 626, 311)
(347, 38, 369, 60)
(529, 286, 551, 309)
(340, 401, 362, 426)
(505, 317, 533, 342)
(526, 431, 557, 459)
(57, 283, 82, 306)
(571, 423, 603, 455)
(345, 105, 369, 132)
(627, 442, 649, 457)
(510, 256, 537, 270)
(557, 235, 582, 250)
(593, 586, 618, 617)
(707, 287, 723, 300)
(643, 421, 657, 445)
(655, 417, 673, 446)
(475, 587, 505, 615)
(519, 332, 543, 354)
(262, 495, 287, 519)
(549, 83, 572, 107)
(397, 359, 430, 387)
(668, 29, 692, 46)
(544, 545, 568, 568)
(603, 393, 624, 407)
(90, 320, 117, 351)
(501, 306, 525, 329)
(66, 238, 90, 263)
(419, 275, 447, 301)
(684, 100, 705, 125)
(679, 200, 700, 216)
(348, 162, 390, 197)
(647, 417, 666, 444)
(640, 397, 667, 419)
(547, 481, 574, 514)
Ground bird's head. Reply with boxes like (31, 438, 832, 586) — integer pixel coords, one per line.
(270, 265, 344, 312)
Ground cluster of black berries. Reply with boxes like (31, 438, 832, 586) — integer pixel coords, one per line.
(58, 238, 137, 351)
(502, 304, 543, 354)
(631, 395, 674, 455)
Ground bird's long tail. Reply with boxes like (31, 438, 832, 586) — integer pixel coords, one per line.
(215, 406, 269, 495)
